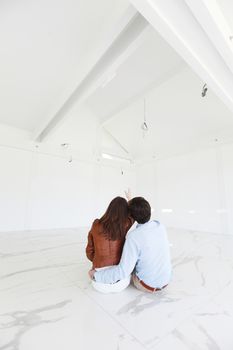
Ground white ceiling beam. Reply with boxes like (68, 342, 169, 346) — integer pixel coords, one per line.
(184, 0, 233, 76)
(130, 0, 233, 115)
(34, 7, 149, 142)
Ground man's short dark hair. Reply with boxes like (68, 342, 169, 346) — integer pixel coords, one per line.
(128, 197, 151, 224)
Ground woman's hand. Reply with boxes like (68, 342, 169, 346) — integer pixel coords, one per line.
(124, 188, 132, 201)
(88, 269, 96, 280)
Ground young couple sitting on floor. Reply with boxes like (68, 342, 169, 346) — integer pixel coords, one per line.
(86, 193, 172, 294)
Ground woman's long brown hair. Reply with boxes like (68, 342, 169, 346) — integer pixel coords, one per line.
(99, 197, 129, 241)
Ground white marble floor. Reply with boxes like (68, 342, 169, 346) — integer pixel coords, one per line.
(0, 227, 233, 350)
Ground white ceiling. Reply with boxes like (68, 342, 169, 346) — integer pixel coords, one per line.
(217, 0, 233, 34)
(86, 26, 184, 124)
(1, 0, 233, 162)
(0, 0, 129, 131)
(103, 67, 233, 161)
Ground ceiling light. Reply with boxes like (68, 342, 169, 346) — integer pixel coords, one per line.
(101, 153, 131, 164)
(61, 143, 69, 148)
(141, 121, 148, 131)
(102, 153, 113, 160)
(141, 98, 149, 135)
(201, 83, 208, 97)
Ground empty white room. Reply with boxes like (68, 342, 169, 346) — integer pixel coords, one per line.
(1, 0, 233, 349)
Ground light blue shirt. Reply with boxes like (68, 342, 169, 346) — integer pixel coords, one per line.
(94, 220, 172, 288)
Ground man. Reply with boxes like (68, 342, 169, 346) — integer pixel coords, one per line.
(89, 197, 172, 293)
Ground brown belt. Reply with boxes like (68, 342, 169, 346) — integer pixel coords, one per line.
(139, 279, 168, 292)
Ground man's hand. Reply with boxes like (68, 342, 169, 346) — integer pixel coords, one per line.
(125, 188, 132, 201)
(88, 269, 96, 280)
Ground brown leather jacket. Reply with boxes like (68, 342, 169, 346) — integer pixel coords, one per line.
(86, 218, 133, 268)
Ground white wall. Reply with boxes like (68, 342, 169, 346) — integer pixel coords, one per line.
(0, 146, 31, 231)
(1, 122, 233, 235)
(135, 144, 233, 235)
(221, 143, 233, 234)
(0, 144, 135, 232)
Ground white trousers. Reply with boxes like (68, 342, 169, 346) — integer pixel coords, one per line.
(91, 266, 130, 294)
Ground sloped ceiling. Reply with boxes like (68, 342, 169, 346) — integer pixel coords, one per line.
(86, 26, 184, 124)
(0, 0, 129, 131)
(217, 0, 233, 33)
(102, 67, 233, 161)
(44, 17, 233, 162)
(1, 0, 233, 163)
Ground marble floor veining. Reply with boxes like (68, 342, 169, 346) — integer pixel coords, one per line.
(0, 227, 233, 350)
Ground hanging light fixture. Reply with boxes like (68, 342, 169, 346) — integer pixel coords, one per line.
(60, 143, 69, 148)
(201, 83, 208, 97)
(141, 98, 149, 137)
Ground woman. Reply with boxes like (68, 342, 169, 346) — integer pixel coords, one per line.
(86, 196, 133, 293)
